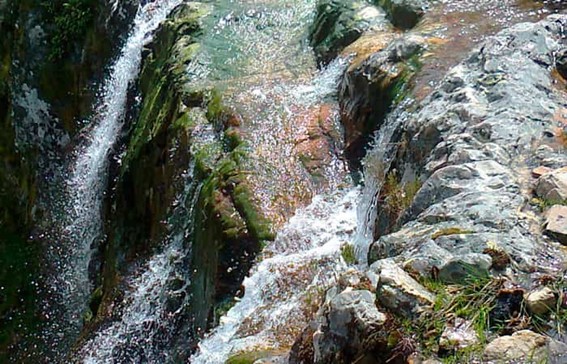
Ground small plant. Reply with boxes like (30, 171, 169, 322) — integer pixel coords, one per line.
(340, 243, 356, 265)
(382, 172, 422, 220)
(530, 197, 567, 211)
(431, 227, 474, 240)
(395, 276, 501, 360)
(41, 0, 95, 60)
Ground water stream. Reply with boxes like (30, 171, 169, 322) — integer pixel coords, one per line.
(45, 0, 566, 362)
(46, 0, 184, 353)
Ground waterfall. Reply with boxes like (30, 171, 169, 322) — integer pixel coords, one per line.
(80, 167, 198, 363)
(191, 188, 360, 363)
(49, 0, 184, 348)
(353, 105, 410, 265)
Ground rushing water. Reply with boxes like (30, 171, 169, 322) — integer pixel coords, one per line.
(191, 188, 360, 363)
(80, 166, 198, 363)
(46, 0, 184, 353)
(41, 0, 567, 361)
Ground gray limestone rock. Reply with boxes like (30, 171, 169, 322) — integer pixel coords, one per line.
(313, 289, 387, 364)
(366, 16, 567, 279)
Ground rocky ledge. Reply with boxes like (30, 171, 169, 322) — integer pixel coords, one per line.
(291, 11, 567, 364)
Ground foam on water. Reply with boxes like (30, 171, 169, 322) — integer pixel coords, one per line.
(191, 187, 360, 363)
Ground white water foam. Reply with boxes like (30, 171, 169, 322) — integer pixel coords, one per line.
(191, 187, 360, 363)
(56, 0, 184, 339)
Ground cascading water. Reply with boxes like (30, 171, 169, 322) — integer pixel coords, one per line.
(353, 105, 411, 265)
(80, 166, 199, 363)
(191, 188, 360, 363)
(47, 0, 184, 351)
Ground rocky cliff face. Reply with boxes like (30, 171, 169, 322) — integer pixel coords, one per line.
(0, 0, 141, 360)
(290, 1, 567, 363)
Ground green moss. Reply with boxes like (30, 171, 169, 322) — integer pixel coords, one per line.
(226, 350, 277, 364)
(40, 0, 96, 60)
(530, 197, 567, 211)
(431, 228, 475, 240)
(341, 243, 356, 264)
(390, 53, 423, 105)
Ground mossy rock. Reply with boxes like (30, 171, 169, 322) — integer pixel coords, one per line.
(226, 349, 283, 364)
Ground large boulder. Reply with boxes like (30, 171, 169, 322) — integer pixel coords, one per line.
(309, 0, 390, 66)
(312, 289, 387, 364)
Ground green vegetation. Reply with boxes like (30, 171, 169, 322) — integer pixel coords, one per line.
(382, 172, 422, 219)
(226, 350, 276, 364)
(41, 0, 96, 60)
(431, 227, 474, 240)
(530, 197, 567, 211)
(340, 243, 357, 264)
(389, 276, 501, 361)
(390, 52, 423, 104)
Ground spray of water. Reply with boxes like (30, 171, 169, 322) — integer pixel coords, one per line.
(50, 0, 185, 347)
(191, 188, 360, 363)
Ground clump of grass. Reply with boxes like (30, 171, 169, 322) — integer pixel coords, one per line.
(341, 244, 356, 265)
(431, 227, 474, 240)
(530, 197, 567, 211)
(382, 172, 422, 219)
(393, 276, 501, 360)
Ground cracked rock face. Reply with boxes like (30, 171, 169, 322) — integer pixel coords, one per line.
(367, 15, 567, 279)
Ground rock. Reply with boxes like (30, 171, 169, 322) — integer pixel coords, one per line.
(313, 289, 387, 364)
(525, 287, 557, 315)
(437, 254, 491, 284)
(309, 0, 390, 65)
(364, 16, 567, 278)
(439, 318, 478, 351)
(372, 259, 435, 315)
(339, 35, 423, 166)
(375, 0, 427, 30)
(543, 205, 567, 245)
(556, 48, 567, 79)
(532, 166, 553, 178)
(483, 330, 567, 363)
(535, 167, 567, 201)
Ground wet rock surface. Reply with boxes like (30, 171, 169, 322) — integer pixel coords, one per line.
(310, 0, 389, 66)
(339, 35, 423, 167)
(376, 0, 426, 30)
(308, 10, 567, 364)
